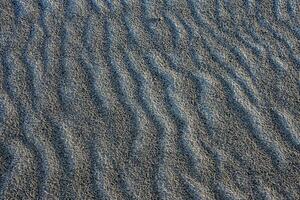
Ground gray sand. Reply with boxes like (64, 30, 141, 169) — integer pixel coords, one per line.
(0, 0, 299, 199)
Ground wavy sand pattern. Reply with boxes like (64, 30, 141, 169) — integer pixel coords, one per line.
(0, 0, 299, 199)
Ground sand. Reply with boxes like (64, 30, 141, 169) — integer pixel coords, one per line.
(0, 0, 299, 199)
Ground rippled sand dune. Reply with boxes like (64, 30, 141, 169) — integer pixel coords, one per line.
(0, 0, 299, 199)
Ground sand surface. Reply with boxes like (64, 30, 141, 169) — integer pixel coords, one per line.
(0, 0, 299, 199)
